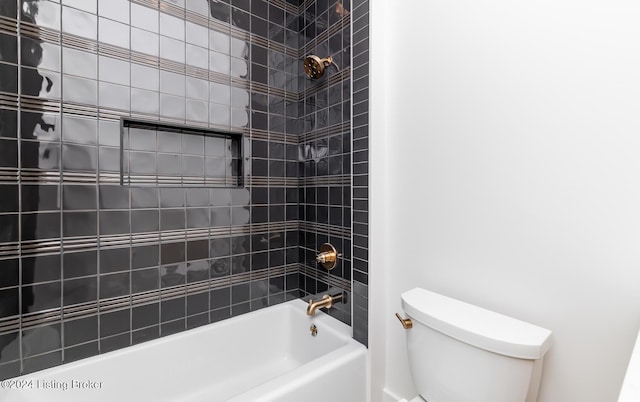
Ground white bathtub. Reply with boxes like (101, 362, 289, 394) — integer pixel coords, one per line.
(0, 299, 367, 402)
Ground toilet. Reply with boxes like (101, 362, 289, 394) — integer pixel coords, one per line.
(397, 288, 552, 402)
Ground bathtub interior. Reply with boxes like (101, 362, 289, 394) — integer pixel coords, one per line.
(1, 300, 360, 402)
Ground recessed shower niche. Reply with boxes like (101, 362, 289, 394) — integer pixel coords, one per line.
(120, 118, 243, 187)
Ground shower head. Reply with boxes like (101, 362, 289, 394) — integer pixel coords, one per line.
(303, 55, 338, 79)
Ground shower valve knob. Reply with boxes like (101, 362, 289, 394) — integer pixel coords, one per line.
(316, 243, 340, 270)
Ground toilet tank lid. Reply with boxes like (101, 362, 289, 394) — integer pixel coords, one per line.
(401, 288, 552, 359)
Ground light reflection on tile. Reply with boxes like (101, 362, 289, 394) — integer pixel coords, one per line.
(209, 83, 231, 104)
(160, 94, 186, 120)
(62, 6, 97, 40)
(62, 48, 97, 80)
(160, 13, 184, 41)
(131, 64, 159, 91)
(22, 0, 61, 30)
(62, 75, 97, 105)
(186, 44, 208, 69)
(186, 77, 208, 101)
(98, 0, 129, 24)
(62, 116, 97, 145)
(131, 3, 159, 33)
(131, 28, 159, 57)
(186, 22, 208, 47)
(160, 71, 185, 97)
(99, 18, 130, 48)
(98, 56, 130, 86)
(160, 36, 185, 64)
(209, 30, 230, 54)
(209, 103, 231, 126)
(131, 89, 160, 115)
(98, 82, 130, 111)
(209, 51, 230, 75)
(231, 107, 249, 128)
(186, 99, 208, 123)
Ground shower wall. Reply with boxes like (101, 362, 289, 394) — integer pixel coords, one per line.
(0, 0, 369, 379)
(296, 0, 353, 325)
(351, 0, 368, 346)
(0, 0, 305, 378)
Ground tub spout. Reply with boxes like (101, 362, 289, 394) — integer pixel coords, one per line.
(307, 293, 344, 316)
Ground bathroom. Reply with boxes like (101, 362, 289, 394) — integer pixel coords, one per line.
(0, 0, 639, 401)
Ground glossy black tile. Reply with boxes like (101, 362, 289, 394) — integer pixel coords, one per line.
(210, 286, 230, 310)
(131, 268, 160, 294)
(187, 292, 209, 316)
(161, 297, 185, 322)
(161, 242, 185, 265)
(99, 185, 130, 209)
(0, 288, 18, 319)
(22, 351, 62, 375)
(231, 235, 249, 254)
(187, 260, 209, 283)
(0, 110, 17, 139)
(0, 138, 17, 168)
(63, 187, 96, 210)
(100, 309, 130, 338)
(25, 217, 54, 241)
(27, 282, 61, 311)
(132, 326, 159, 345)
(63, 277, 97, 306)
(252, 251, 268, 270)
(0, 185, 18, 213)
(187, 240, 209, 261)
(0, 361, 20, 380)
(132, 245, 159, 269)
(62, 211, 97, 237)
(186, 208, 209, 228)
(100, 333, 130, 354)
(99, 247, 130, 274)
(0, 259, 18, 289)
(64, 342, 98, 363)
(131, 187, 159, 209)
(132, 303, 160, 330)
(251, 186, 268, 204)
(22, 255, 61, 284)
(161, 319, 185, 336)
(231, 255, 250, 275)
(161, 263, 186, 287)
(64, 316, 98, 347)
(99, 211, 130, 235)
(0, 64, 18, 93)
(160, 209, 185, 231)
(63, 251, 97, 279)
(22, 323, 61, 358)
(21, 185, 59, 212)
(210, 256, 230, 278)
(100, 272, 130, 299)
(186, 312, 208, 329)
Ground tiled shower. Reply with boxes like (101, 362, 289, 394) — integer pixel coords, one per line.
(0, 0, 369, 379)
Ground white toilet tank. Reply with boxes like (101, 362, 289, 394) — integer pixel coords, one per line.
(401, 288, 552, 402)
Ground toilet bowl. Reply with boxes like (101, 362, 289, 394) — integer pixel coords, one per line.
(397, 288, 552, 402)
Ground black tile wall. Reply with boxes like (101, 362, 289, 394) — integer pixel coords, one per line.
(0, 0, 368, 378)
(351, 0, 369, 346)
(296, 0, 354, 326)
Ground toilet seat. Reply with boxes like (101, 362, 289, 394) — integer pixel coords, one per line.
(398, 397, 425, 402)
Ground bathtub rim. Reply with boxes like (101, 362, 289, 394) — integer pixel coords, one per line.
(6, 298, 354, 381)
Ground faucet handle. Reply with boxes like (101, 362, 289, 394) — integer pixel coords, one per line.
(316, 243, 339, 270)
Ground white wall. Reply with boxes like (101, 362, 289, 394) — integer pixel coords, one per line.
(369, 1, 640, 401)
